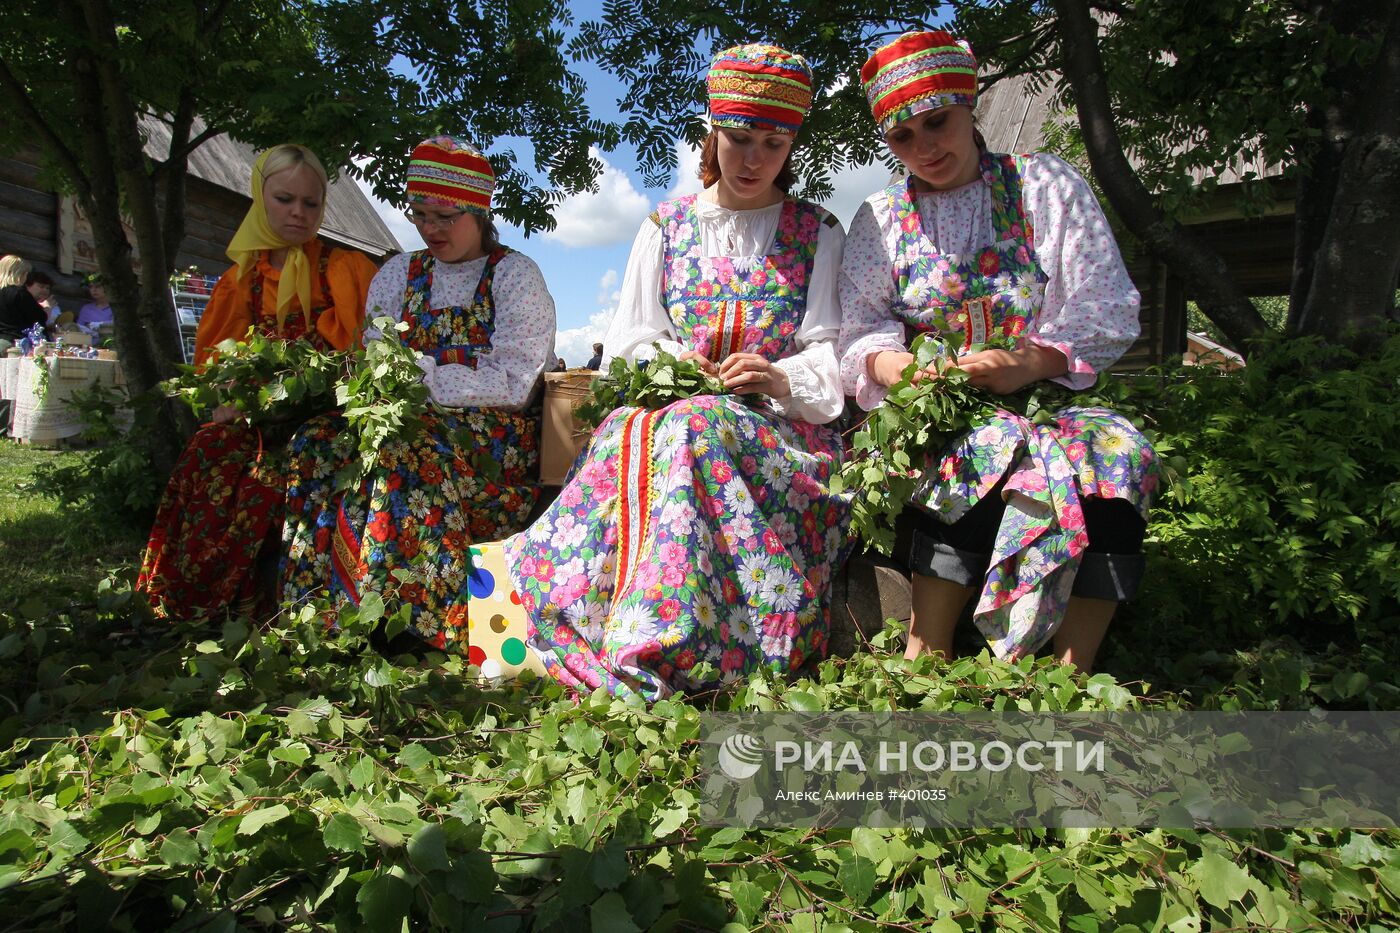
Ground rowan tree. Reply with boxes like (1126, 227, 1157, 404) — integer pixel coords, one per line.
(0, 0, 615, 470)
(575, 0, 1400, 355)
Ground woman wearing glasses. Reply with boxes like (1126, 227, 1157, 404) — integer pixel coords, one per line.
(507, 45, 852, 699)
(839, 32, 1156, 672)
(282, 136, 555, 652)
(139, 143, 377, 620)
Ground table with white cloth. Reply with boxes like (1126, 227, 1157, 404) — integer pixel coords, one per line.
(0, 354, 127, 444)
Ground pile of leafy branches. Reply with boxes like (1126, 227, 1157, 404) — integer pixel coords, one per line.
(574, 347, 728, 430)
(163, 329, 347, 428)
(161, 318, 429, 491)
(833, 333, 1161, 555)
(0, 580, 1396, 931)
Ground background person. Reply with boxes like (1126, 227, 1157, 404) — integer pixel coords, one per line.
(23, 271, 60, 332)
(137, 143, 378, 620)
(75, 273, 114, 334)
(586, 341, 604, 370)
(838, 31, 1157, 673)
(0, 257, 46, 350)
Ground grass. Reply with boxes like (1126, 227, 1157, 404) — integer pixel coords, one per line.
(0, 442, 145, 609)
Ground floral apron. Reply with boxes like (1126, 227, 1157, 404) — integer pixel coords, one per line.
(888, 151, 1158, 658)
(138, 251, 335, 619)
(280, 249, 539, 651)
(507, 196, 853, 699)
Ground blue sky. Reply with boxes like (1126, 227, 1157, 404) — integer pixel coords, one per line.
(354, 8, 895, 365)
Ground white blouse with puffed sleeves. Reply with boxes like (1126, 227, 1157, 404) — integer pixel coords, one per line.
(604, 196, 847, 425)
(364, 249, 557, 412)
(838, 152, 1141, 410)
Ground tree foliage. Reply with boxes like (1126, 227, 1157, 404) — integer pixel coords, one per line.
(574, 0, 1400, 356)
(0, 0, 617, 469)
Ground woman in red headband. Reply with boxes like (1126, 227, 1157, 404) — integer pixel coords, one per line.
(138, 144, 377, 620)
(280, 136, 556, 654)
(839, 32, 1158, 672)
(506, 44, 854, 700)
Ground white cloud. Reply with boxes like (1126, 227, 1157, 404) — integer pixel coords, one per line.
(554, 268, 621, 366)
(668, 140, 704, 198)
(349, 159, 420, 253)
(819, 158, 901, 227)
(662, 137, 895, 226)
(596, 268, 618, 304)
(543, 148, 651, 248)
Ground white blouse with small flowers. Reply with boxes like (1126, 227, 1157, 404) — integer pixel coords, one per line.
(363, 250, 556, 412)
(838, 152, 1140, 410)
(604, 195, 847, 425)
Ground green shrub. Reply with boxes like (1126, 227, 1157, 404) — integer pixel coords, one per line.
(26, 383, 163, 526)
(1107, 332, 1400, 704)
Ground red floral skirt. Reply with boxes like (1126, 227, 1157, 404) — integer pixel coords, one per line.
(137, 423, 287, 619)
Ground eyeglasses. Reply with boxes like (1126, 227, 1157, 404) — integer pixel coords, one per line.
(404, 209, 470, 230)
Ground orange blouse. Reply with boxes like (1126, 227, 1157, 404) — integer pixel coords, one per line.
(193, 240, 379, 363)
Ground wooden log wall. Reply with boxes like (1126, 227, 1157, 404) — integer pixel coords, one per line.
(0, 154, 80, 309)
(0, 151, 237, 313)
(1, 149, 390, 322)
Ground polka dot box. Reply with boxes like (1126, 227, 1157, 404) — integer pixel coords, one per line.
(464, 541, 546, 680)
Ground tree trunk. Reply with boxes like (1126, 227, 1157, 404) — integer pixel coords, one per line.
(1050, 0, 1271, 353)
(62, 0, 190, 473)
(1295, 4, 1400, 347)
(1287, 105, 1344, 333)
(160, 91, 196, 267)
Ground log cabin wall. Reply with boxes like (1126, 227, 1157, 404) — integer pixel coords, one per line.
(0, 137, 398, 323)
(0, 151, 79, 309)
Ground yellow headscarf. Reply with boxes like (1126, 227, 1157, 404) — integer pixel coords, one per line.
(225, 147, 324, 331)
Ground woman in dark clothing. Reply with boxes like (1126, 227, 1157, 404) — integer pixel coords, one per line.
(0, 256, 46, 343)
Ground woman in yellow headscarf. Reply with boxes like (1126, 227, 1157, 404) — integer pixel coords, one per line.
(138, 144, 378, 620)
(192, 144, 374, 362)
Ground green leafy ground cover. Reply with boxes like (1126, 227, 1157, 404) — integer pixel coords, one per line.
(0, 335, 1397, 929)
(0, 446, 143, 607)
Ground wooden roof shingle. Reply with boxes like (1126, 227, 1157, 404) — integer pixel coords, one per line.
(141, 116, 400, 256)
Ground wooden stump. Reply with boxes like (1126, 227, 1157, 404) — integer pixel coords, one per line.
(829, 552, 913, 658)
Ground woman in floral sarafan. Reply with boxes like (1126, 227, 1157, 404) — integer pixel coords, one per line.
(839, 31, 1158, 672)
(507, 44, 853, 699)
(138, 144, 377, 619)
(281, 136, 555, 651)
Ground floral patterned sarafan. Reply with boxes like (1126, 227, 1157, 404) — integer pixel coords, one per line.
(889, 151, 1159, 658)
(138, 251, 337, 619)
(506, 196, 854, 700)
(279, 249, 539, 652)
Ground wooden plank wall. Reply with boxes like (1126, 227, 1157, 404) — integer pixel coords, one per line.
(1, 150, 392, 321)
(0, 155, 82, 309)
(1118, 255, 1175, 371)
(1113, 210, 1294, 371)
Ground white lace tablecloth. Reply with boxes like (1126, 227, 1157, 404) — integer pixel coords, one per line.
(0, 355, 126, 444)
